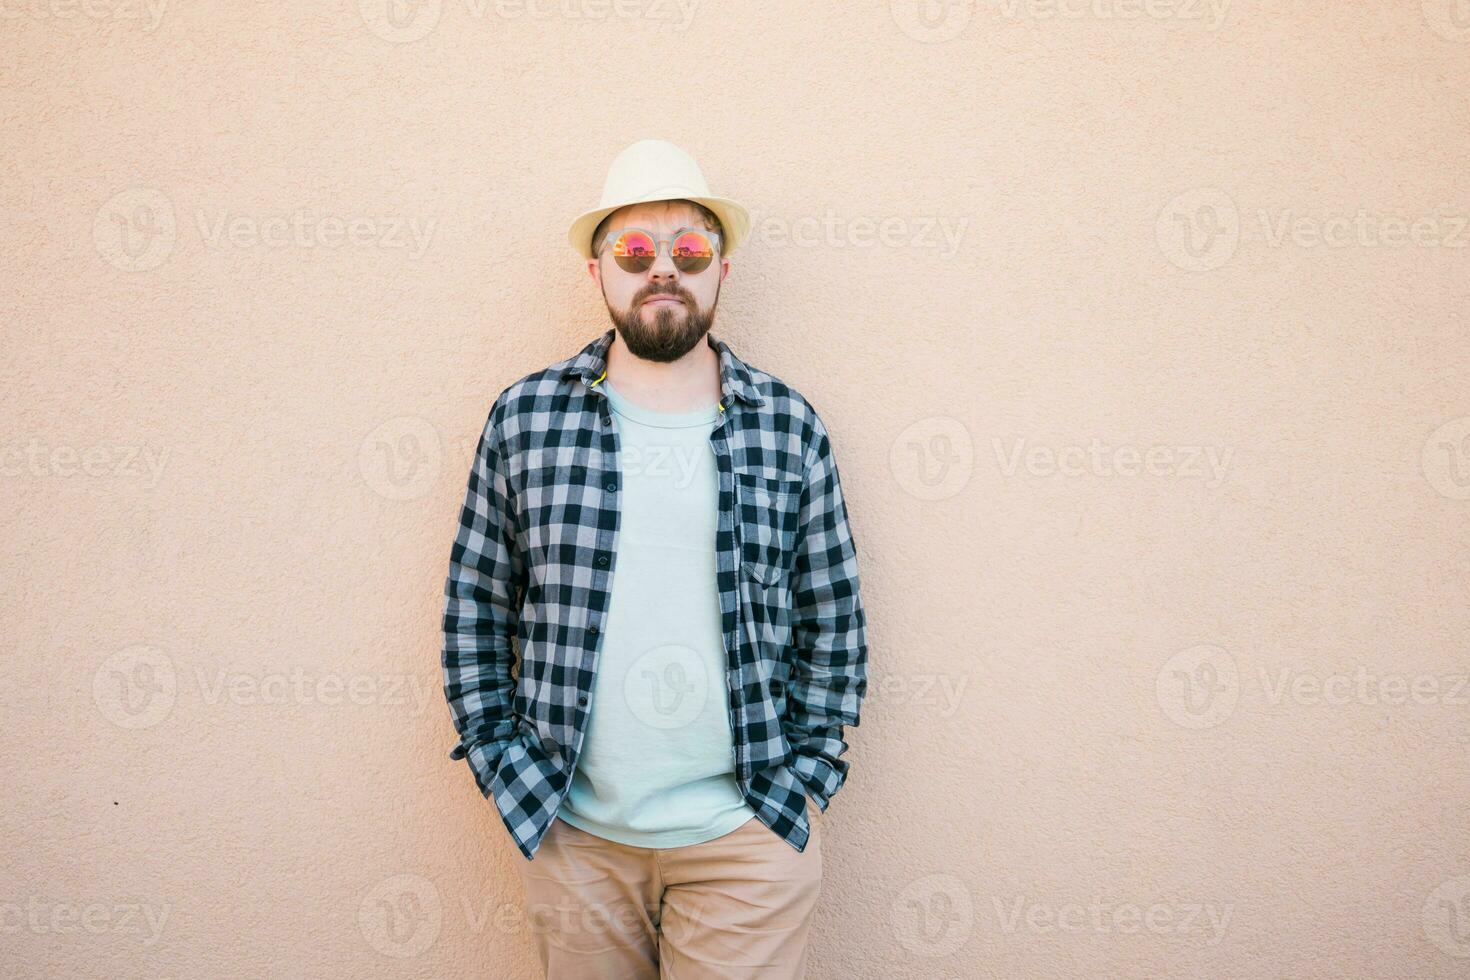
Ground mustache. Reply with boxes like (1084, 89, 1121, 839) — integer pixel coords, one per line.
(639, 286, 688, 301)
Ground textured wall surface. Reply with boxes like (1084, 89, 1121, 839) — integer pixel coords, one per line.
(4, 2, 1468, 977)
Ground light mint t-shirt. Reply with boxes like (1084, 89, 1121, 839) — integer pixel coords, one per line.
(554, 376, 758, 847)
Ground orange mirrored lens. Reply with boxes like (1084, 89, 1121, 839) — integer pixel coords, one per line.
(613, 230, 656, 272)
(672, 231, 714, 273)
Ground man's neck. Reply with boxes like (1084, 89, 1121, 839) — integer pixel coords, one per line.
(604, 332, 722, 413)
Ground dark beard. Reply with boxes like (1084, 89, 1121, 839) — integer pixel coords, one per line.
(605, 282, 719, 363)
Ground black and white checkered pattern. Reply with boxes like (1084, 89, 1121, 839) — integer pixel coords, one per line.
(442, 327, 868, 860)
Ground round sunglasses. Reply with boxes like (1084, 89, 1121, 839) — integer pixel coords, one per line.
(597, 226, 721, 275)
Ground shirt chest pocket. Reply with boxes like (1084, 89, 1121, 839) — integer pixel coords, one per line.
(736, 470, 804, 586)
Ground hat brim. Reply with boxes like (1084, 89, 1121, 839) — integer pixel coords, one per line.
(568, 194, 750, 260)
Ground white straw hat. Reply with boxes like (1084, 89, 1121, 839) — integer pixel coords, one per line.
(568, 139, 750, 260)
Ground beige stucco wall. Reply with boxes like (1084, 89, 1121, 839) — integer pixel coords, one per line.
(4, 2, 1468, 977)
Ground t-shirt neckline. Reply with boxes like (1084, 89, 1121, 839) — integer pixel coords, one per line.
(599, 378, 720, 429)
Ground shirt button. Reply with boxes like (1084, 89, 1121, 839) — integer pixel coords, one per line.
(577, 695, 588, 706)
(588, 623, 599, 634)
(605, 481, 616, 492)
(597, 555, 609, 566)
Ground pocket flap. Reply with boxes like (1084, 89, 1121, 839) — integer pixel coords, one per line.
(741, 558, 784, 586)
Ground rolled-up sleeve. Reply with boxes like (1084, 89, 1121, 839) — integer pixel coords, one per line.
(442, 399, 525, 798)
(785, 414, 869, 813)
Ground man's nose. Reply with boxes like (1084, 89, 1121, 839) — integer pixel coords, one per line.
(647, 245, 680, 280)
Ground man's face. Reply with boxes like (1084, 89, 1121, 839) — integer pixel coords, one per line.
(587, 200, 730, 363)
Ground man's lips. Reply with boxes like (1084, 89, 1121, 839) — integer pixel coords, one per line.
(643, 295, 684, 305)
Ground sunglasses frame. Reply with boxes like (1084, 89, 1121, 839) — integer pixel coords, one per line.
(594, 225, 723, 273)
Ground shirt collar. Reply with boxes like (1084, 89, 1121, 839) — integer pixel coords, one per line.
(560, 327, 766, 411)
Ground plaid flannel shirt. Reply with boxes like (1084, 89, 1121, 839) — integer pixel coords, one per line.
(442, 327, 868, 860)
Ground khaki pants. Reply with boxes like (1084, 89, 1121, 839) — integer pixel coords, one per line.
(516, 798, 825, 979)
